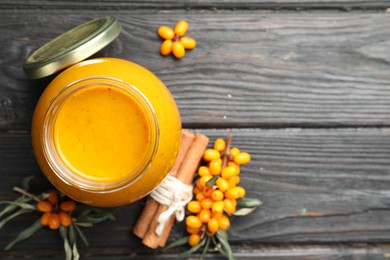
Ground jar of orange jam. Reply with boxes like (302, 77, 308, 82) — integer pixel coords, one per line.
(25, 17, 181, 207)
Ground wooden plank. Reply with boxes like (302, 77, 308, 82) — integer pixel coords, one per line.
(1, 11, 390, 130)
(1, 0, 389, 9)
(1, 127, 390, 258)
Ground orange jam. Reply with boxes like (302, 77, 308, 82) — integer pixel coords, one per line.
(32, 58, 181, 206)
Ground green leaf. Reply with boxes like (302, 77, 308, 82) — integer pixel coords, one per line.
(163, 236, 188, 251)
(21, 176, 34, 190)
(0, 201, 36, 211)
(73, 223, 89, 246)
(233, 207, 257, 216)
(72, 242, 80, 260)
(59, 226, 72, 260)
(181, 237, 206, 256)
(216, 230, 235, 260)
(74, 222, 93, 228)
(0, 208, 32, 230)
(201, 236, 211, 258)
(237, 198, 262, 208)
(0, 196, 31, 218)
(4, 219, 42, 251)
(206, 176, 218, 187)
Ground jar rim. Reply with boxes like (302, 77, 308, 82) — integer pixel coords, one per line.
(41, 76, 160, 193)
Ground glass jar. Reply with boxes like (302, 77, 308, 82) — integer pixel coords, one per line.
(27, 18, 181, 207)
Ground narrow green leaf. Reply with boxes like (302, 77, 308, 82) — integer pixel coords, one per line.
(73, 223, 89, 246)
(181, 237, 206, 256)
(21, 176, 34, 190)
(0, 201, 36, 211)
(74, 222, 93, 228)
(237, 198, 262, 208)
(163, 236, 188, 251)
(216, 231, 235, 260)
(72, 242, 80, 260)
(0, 208, 32, 230)
(59, 226, 72, 260)
(0, 196, 31, 218)
(4, 219, 42, 251)
(201, 236, 211, 258)
(233, 207, 257, 216)
(206, 176, 218, 187)
(69, 224, 77, 245)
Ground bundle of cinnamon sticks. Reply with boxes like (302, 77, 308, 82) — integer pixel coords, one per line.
(133, 129, 209, 248)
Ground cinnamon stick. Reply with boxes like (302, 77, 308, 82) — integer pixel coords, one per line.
(133, 129, 195, 239)
(142, 133, 209, 248)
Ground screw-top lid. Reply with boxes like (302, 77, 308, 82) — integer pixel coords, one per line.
(24, 16, 121, 79)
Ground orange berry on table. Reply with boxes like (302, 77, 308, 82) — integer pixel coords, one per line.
(37, 201, 53, 213)
(227, 161, 240, 174)
(157, 26, 174, 40)
(218, 214, 231, 231)
(172, 41, 185, 59)
(160, 39, 173, 56)
(216, 177, 229, 192)
(198, 166, 211, 177)
(225, 188, 240, 200)
(203, 186, 214, 197)
(187, 200, 202, 214)
(59, 211, 72, 227)
(193, 186, 202, 195)
(60, 200, 76, 212)
(230, 147, 240, 157)
(203, 149, 220, 162)
(221, 166, 238, 179)
(197, 175, 212, 189)
(227, 175, 240, 188)
(207, 218, 219, 234)
(234, 186, 246, 198)
(186, 226, 201, 234)
(212, 210, 223, 219)
(174, 20, 189, 36)
(211, 190, 224, 201)
(234, 152, 251, 165)
(188, 233, 202, 247)
(49, 213, 60, 230)
(209, 159, 222, 176)
(213, 138, 226, 152)
(196, 192, 206, 202)
(186, 215, 202, 229)
(40, 212, 51, 226)
(198, 209, 211, 223)
(200, 198, 214, 210)
(180, 37, 196, 50)
(47, 192, 58, 205)
(223, 199, 236, 215)
(211, 201, 224, 214)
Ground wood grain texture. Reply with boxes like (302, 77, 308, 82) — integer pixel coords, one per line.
(1, 11, 390, 130)
(1, 127, 390, 258)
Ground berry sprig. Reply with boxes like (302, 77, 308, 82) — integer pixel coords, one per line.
(0, 176, 115, 259)
(164, 136, 261, 259)
(157, 20, 196, 59)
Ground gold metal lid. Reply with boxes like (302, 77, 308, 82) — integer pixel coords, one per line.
(24, 16, 121, 79)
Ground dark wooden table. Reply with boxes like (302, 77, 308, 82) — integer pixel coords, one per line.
(2, 1, 390, 259)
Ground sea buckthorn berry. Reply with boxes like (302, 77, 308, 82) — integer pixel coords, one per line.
(172, 41, 185, 59)
(212, 210, 223, 220)
(188, 233, 201, 247)
(203, 149, 221, 162)
(209, 159, 222, 176)
(234, 152, 251, 165)
(197, 175, 212, 189)
(211, 190, 224, 201)
(211, 201, 224, 214)
(37, 201, 53, 213)
(193, 186, 202, 195)
(47, 192, 58, 205)
(187, 200, 202, 214)
(213, 138, 226, 152)
(230, 147, 240, 157)
(203, 186, 214, 197)
(221, 166, 238, 179)
(60, 200, 76, 212)
(218, 214, 231, 231)
(160, 39, 173, 56)
(186, 226, 201, 234)
(186, 215, 202, 229)
(216, 177, 229, 192)
(223, 199, 236, 215)
(225, 188, 240, 200)
(157, 26, 174, 40)
(40, 212, 51, 226)
(196, 192, 206, 202)
(227, 161, 241, 174)
(198, 166, 211, 177)
(234, 186, 246, 198)
(49, 213, 60, 230)
(174, 20, 189, 36)
(198, 209, 211, 223)
(227, 175, 240, 188)
(207, 218, 219, 234)
(200, 198, 214, 210)
(180, 37, 196, 50)
(59, 211, 72, 227)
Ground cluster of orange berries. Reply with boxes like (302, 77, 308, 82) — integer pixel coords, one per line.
(157, 20, 196, 59)
(185, 138, 251, 246)
(37, 192, 77, 230)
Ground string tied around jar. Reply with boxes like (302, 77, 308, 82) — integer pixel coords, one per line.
(150, 174, 193, 236)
